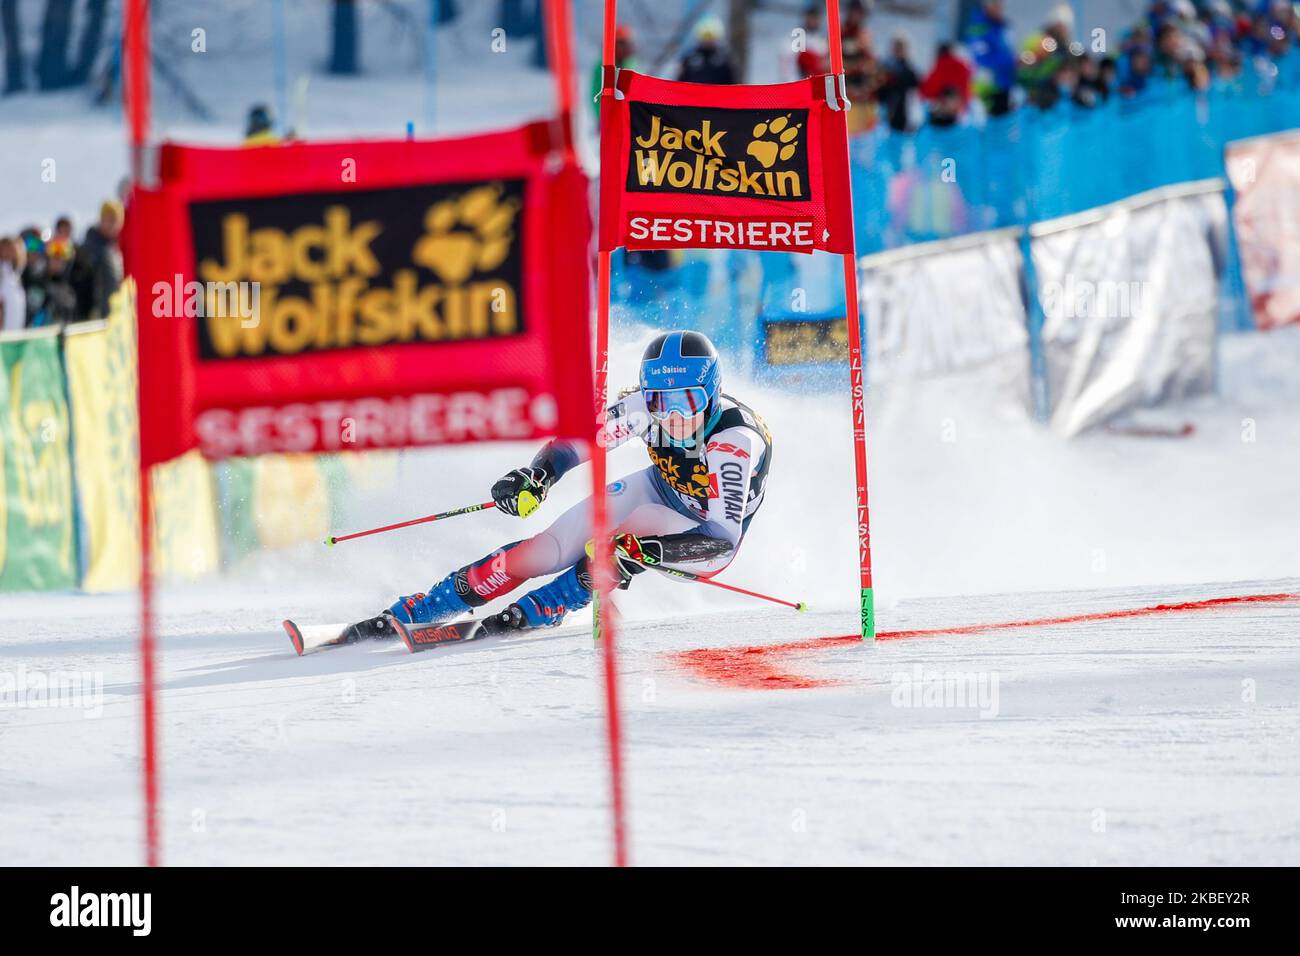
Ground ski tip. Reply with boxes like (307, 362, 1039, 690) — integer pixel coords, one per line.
(796, 601, 809, 612)
(282, 619, 306, 656)
(388, 614, 417, 653)
(324, 537, 336, 547)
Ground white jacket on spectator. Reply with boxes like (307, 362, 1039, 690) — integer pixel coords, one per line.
(0, 262, 26, 332)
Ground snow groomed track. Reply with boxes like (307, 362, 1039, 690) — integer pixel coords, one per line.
(2, 577, 1297, 865)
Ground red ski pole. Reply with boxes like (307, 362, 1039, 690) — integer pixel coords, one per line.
(648, 563, 808, 612)
(325, 500, 498, 546)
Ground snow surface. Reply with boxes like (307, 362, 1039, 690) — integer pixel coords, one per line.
(2, 326, 1297, 866)
(2, 577, 1297, 866)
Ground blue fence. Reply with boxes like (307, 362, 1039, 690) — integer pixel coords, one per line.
(611, 61, 1300, 350)
(852, 69, 1300, 253)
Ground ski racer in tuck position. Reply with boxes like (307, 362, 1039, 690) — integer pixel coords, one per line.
(361, 329, 772, 643)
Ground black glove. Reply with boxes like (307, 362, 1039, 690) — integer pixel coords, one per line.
(491, 464, 555, 517)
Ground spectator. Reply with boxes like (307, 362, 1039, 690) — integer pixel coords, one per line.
(1154, 21, 1194, 79)
(20, 231, 48, 322)
(1119, 44, 1156, 96)
(1201, 0, 1238, 50)
(1019, 5, 1080, 107)
(927, 84, 967, 127)
(1146, 0, 1174, 36)
(1121, 21, 1154, 59)
(840, 1, 873, 85)
(1184, 56, 1212, 91)
(70, 200, 124, 321)
(1044, 3, 1079, 57)
(53, 215, 74, 247)
(785, 6, 826, 78)
(37, 236, 79, 326)
(1211, 46, 1245, 87)
(876, 33, 920, 132)
(591, 23, 639, 114)
(964, 0, 1018, 116)
(0, 237, 27, 332)
(678, 16, 736, 85)
(244, 104, 279, 146)
(1265, 6, 1295, 60)
(840, 0, 882, 130)
(1077, 54, 1111, 104)
(920, 43, 973, 112)
(20, 230, 77, 328)
(1098, 55, 1119, 95)
(1052, 59, 1086, 108)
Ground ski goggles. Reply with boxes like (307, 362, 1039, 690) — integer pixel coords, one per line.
(644, 386, 710, 420)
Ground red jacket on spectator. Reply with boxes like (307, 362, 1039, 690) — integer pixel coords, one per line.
(796, 46, 829, 77)
(920, 46, 973, 106)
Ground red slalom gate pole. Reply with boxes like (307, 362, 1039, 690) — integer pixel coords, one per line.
(543, 0, 575, 121)
(593, 248, 627, 868)
(125, 0, 150, 181)
(594, 0, 628, 869)
(125, 0, 159, 868)
(325, 501, 496, 546)
(825, 0, 876, 641)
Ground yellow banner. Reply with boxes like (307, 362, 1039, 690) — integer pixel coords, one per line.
(64, 281, 220, 589)
(151, 449, 222, 580)
(63, 284, 141, 590)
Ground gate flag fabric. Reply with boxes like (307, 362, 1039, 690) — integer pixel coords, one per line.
(129, 119, 592, 466)
(598, 71, 854, 255)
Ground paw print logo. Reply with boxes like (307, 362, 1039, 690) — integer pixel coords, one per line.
(746, 115, 801, 169)
(413, 183, 519, 285)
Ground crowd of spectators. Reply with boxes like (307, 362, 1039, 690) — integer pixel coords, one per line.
(587, 1, 1299, 137)
(5, 4, 1296, 330)
(785, 0, 1300, 133)
(0, 202, 125, 333)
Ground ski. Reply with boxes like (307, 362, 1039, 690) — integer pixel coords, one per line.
(390, 606, 534, 653)
(284, 620, 350, 655)
(285, 612, 515, 657)
(390, 616, 487, 653)
(282, 615, 397, 656)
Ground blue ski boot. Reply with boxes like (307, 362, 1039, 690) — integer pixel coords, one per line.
(483, 563, 593, 634)
(388, 570, 473, 625)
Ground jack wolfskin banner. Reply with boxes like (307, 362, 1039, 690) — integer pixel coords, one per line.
(598, 71, 854, 254)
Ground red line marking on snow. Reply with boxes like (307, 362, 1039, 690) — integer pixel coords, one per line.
(670, 591, 1300, 691)
(671, 641, 854, 691)
(875, 591, 1300, 641)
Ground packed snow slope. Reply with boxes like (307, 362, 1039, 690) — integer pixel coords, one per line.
(1, 325, 1297, 866)
(1, 577, 1297, 866)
